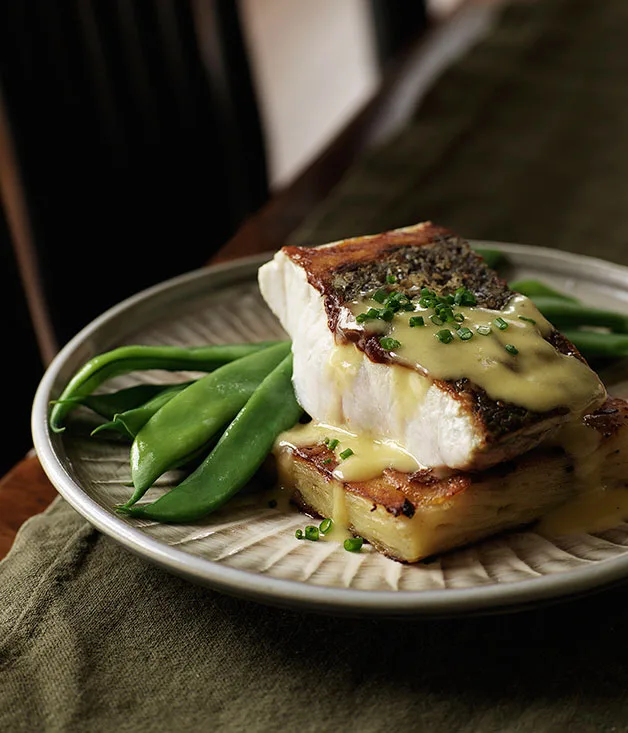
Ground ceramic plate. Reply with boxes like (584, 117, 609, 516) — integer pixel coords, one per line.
(32, 244, 628, 617)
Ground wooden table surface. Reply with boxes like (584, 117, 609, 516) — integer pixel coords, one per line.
(0, 8, 474, 560)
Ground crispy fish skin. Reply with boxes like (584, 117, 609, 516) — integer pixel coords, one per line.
(258, 222, 605, 471)
(276, 399, 628, 563)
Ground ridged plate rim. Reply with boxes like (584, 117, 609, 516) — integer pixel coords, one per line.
(31, 243, 628, 617)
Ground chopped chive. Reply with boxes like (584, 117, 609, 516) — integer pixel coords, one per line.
(366, 308, 380, 318)
(409, 316, 425, 327)
(304, 525, 320, 541)
(319, 518, 333, 535)
(327, 438, 339, 451)
(373, 289, 388, 304)
(420, 287, 431, 297)
(386, 274, 396, 284)
(505, 344, 519, 355)
(295, 529, 304, 540)
(339, 448, 354, 460)
(380, 336, 401, 351)
(435, 329, 453, 344)
(355, 313, 368, 324)
(344, 537, 364, 552)
(477, 324, 491, 335)
(418, 297, 432, 308)
(430, 314, 443, 326)
(268, 499, 278, 508)
(454, 313, 465, 323)
(322, 458, 332, 465)
(453, 286, 477, 306)
(456, 327, 473, 341)
(378, 308, 394, 322)
(518, 315, 537, 324)
(494, 317, 508, 330)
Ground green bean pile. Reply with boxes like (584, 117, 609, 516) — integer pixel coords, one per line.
(50, 253, 628, 525)
(51, 341, 302, 522)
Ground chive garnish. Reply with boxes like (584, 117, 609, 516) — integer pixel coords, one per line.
(373, 289, 388, 304)
(319, 518, 333, 535)
(386, 274, 396, 284)
(477, 325, 491, 335)
(322, 458, 332, 465)
(435, 329, 453, 344)
(326, 438, 339, 451)
(380, 336, 401, 351)
(339, 448, 354, 460)
(518, 315, 537, 324)
(430, 314, 443, 326)
(344, 537, 364, 553)
(494, 317, 508, 330)
(454, 313, 465, 323)
(420, 287, 431, 297)
(409, 316, 425, 327)
(456, 327, 473, 341)
(304, 525, 320, 541)
(295, 529, 304, 540)
(379, 308, 394, 322)
(505, 344, 519, 355)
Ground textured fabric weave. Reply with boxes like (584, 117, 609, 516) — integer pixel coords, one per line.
(4, 1, 628, 730)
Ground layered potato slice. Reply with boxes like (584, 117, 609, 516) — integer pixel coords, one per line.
(274, 399, 628, 563)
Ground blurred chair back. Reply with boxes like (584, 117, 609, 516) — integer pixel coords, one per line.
(0, 0, 268, 350)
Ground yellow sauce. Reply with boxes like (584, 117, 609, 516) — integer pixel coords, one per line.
(536, 421, 628, 536)
(275, 421, 420, 482)
(348, 293, 606, 414)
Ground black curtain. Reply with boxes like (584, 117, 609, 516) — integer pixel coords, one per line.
(0, 0, 268, 347)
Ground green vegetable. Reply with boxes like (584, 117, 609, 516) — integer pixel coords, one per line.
(456, 327, 473, 341)
(325, 438, 339, 451)
(494, 317, 508, 331)
(379, 337, 401, 351)
(91, 382, 194, 440)
(528, 297, 628, 333)
(505, 344, 519, 356)
(126, 342, 291, 506)
(509, 279, 579, 303)
(473, 247, 508, 270)
(119, 354, 303, 523)
(319, 518, 333, 535)
(50, 341, 284, 432)
(304, 525, 320, 541)
(344, 537, 364, 553)
(51, 383, 176, 421)
(477, 325, 491, 336)
(409, 316, 424, 327)
(559, 330, 628, 359)
(435, 329, 453, 344)
(339, 448, 354, 460)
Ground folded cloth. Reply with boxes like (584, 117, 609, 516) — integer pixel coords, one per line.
(5, 0, 628, 730)
(3, 497, 628, 733)
(291, 0, 628, 268)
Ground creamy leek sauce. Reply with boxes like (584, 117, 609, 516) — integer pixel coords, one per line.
(275, 421, 420, 482)
(536, 422, 628, 536)
(348, 293, 606, 414)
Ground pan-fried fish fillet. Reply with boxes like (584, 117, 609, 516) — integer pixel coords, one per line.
(274, 399, 628, 563)
(258, 222, 606, 471)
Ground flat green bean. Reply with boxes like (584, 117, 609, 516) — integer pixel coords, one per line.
(91, 382, 194, 440)
(472, 247, 508, 270)
(50, 341, 284, 432)
(559, 330, 628, 359)
(509, 279, 579, 303)
(121, 353, 302, 523)
(530, 297, 628, 333)
(51, 383, 170, 421)
(126, 341, 292, 506)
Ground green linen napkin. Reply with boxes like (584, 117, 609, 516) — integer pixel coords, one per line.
(3, 497, 628, 733)
(5, 0, 628, 730)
